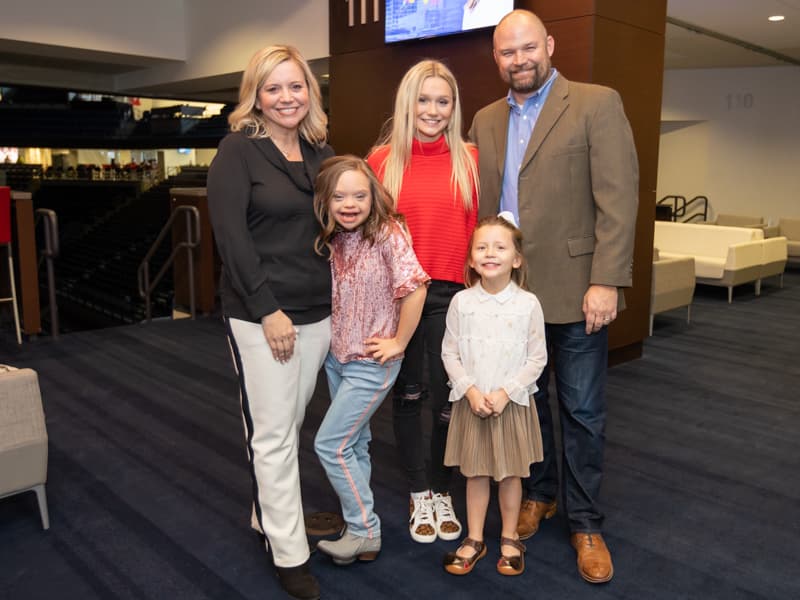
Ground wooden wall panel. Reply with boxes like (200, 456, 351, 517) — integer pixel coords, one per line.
(10, 192, 40, 336)
(170, 189, 216, 316)
(545, 17, 594, 82)
(524, 0, 595, 22)
(329, 0, 384, 55)
(520, 1, 666, 356)
(329, 31, 503, 157)
(595, 0, 667, 34)
(593, 16, 665, 349)
(526, 0, 666, 34)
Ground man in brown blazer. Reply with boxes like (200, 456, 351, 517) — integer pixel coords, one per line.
(469, 9, 638, 584)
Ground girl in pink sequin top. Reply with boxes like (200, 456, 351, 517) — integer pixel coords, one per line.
(311, 155, 429, 564)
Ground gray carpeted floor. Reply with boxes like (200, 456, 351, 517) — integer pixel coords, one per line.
(1, 269, 798, 599)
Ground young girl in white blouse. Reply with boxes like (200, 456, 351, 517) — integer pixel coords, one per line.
(441, 213, 547, 577)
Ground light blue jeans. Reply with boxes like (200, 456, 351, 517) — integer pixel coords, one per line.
(315, 353, 401, 539)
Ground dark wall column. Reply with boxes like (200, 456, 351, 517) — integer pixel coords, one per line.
(170, 188, 216, 317)
(525, 0, 666, 360)
(10, 191, 41, 336)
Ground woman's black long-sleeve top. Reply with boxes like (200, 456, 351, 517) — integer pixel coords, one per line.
(207, 130, 335, 324)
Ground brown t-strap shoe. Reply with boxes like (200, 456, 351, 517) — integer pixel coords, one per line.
(497, 536, 526, 576)
(443, 537, 487, 575)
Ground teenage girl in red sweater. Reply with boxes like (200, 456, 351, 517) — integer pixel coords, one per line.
(367, 59, 479, 545)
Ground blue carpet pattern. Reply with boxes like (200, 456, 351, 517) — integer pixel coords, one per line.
(1, 270, 798, 599)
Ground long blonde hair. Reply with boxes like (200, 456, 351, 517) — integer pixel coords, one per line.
(370, 60, 478, 211)
(313, 155, 404, 256)
(228, 44, 327, 145)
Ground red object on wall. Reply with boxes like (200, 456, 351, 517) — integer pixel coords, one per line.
(0, 186, 11, 244)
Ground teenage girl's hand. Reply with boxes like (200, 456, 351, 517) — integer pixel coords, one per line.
(364, 337, 404, 365)
(487, 389, 510, 417)
(261, 309, 297, 364)
(365, 286, 426, 365)
(465, 386, 492, 419)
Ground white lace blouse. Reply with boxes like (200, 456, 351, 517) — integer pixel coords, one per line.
(442, 281, 547, 406)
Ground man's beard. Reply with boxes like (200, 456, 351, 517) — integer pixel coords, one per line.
(508, 64, 549, 95)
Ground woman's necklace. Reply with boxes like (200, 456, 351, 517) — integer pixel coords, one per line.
(272, 137, 298, 159)
(274, 143, 290, 158)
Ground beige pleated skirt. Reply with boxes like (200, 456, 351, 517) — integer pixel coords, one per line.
(444, 396, 543, 482)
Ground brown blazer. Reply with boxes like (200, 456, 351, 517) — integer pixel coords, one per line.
(469, 74, 639, 323)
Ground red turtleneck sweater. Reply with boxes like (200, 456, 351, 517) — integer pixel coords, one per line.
(368, 136, 478, 284)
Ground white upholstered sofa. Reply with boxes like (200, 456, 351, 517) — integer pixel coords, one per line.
(713, 213, 767, 230)
(653, 221, 787, 302)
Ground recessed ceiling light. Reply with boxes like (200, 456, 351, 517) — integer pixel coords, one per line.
(768, 15, 785, 22)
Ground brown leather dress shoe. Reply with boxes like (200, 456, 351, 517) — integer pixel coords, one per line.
(570, 532, 614, 583)
(516, 499, 557, 540)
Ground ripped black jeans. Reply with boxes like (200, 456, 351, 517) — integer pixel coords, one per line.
(392, 280, 462, 494)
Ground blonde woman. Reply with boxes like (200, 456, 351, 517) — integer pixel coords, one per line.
(207, 44, 334, 600)
(367, 59, 479, 545)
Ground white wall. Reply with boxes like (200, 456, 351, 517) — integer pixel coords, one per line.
(0, 0, 187, 60)
(147, 99, 224, 117)
(161, 149, 197, 175)
(77, 149, 114, 165)
(0, 0, 329, 96)
(658, 66, 800, 223)
(114, 0, 329, 92)
(195, 149, 217, 166)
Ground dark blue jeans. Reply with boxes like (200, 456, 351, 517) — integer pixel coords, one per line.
(524, 321, 608, 533)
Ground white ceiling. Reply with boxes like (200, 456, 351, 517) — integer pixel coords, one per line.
(1, 1, 799, 100)
(665, 0, 800, 68)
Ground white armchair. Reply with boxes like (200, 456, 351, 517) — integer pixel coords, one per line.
(757, 237, 788, 293)
(651, 248, 695, 335)
(0, 366, 50, 529)
(713, 213, 766, 230)
(776, 218, 800, 265)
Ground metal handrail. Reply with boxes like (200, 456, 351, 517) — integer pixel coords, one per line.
(684, 195, 709, 222)
(34, 208, 60, 339)
(657, 195, 686, 220)
(657, 195, 709, 222)
(137, 205, 200, 322)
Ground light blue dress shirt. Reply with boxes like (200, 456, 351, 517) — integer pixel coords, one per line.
(500, 69, 559, 224)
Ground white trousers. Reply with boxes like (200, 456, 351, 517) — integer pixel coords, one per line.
(226, 316, 330, 568)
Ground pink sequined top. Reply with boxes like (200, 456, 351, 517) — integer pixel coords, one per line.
(330, 220, 430, 363)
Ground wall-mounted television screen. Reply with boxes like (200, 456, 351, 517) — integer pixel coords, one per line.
(385, 0, 514, 44)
